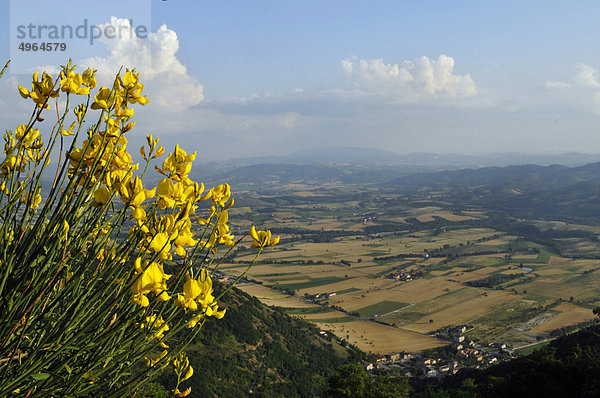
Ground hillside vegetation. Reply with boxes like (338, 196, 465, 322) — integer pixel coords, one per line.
(148, 283, 367, 397)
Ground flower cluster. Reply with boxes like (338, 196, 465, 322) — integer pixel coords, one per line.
(18, 71, 59, 109)
(0, 60, 279, 397)
(1, 125, 45, 180)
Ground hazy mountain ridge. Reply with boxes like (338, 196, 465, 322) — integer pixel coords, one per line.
(212, 147, 600, 169)
(391, 161, 600, 223)
(391, 162, 600, 192)
(190, 148, 600, 190)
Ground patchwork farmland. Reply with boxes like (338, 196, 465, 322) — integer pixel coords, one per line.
(214, 187, 600, 354)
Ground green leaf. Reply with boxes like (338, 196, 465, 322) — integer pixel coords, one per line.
(31, 373, 50, 381)
(64, 364, 72, 375)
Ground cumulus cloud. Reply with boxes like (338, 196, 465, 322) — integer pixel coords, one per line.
(80, 17, 204, 111)
(545, 63, 600, 113)
(340, 54, 477, 101)
(546, 63, 600, 90)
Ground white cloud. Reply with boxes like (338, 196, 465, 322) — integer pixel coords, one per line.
(340, 54, 477, 101)
(546, 63, 600, 90)
(546, 63, 600, 113)
(80, 17, 204, 111)
(545, 81, 571, 89)
(27, 65, 61, 75)
(574, 63, 600, 88)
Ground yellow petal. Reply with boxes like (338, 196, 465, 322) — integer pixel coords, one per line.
(181, 365, 194, 382)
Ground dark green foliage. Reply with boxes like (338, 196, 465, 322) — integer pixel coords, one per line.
(326, 364, 370, 398)
(368, 374, 411, 398)
(325, 364, 410, 398)
(135, 382, 171, 398)
(466, 273, 524, 288)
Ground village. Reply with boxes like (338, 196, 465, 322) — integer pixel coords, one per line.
(360, 324, 513, 379)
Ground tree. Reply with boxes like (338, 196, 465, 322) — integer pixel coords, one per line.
(326, 364, 411, 398)
(369, 374, 410, 398)
(326, 364, 370, 398)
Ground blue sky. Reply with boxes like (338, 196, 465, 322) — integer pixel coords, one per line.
(2, 0, 600, 161)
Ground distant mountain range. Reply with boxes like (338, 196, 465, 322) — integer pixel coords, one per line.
(218, 147, 600, 169)
(391, 162, 600, 193)
(189, 147, 600, 190)
(391, 161, 600, 223)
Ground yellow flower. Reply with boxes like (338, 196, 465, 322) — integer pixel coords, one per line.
(132, 207, 147, 224)
(249, 226, 279, 248)
(22, 189, 42, 209)
(141, 314, 169, 340)
(174, 387, 192, 397)
(93, 186, 111, 205)
(18, 71, 59, 108)
(91, 87, 116, 110)
(147, 232, 172, 258)
(156, 178, 205, 211)
(74, 104, 87, 123)
(157, 145, 196, 181)
(119, 69, 151, 106)
(81, 67, 97, 89)
(60, 121, 77, 136)
(186, 314, 202, 328)
(130, 258, 171, 307)
(143, 134, 165, 160)
(60, 71, 90, 95)
(211, 184, 231, 207)
(174, 273, 201, 311)
(122, 70, 140, 89)
(15, 125, 39, 143)
(178, 270, 226, 323)
(118, 176, 155, 208)
(215, 307, 226, 319)
(144, 350, 168, 367)
(181, 365, 194, 382)
(17, 85, 29, 99)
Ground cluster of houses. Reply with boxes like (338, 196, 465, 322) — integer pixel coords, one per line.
(385, 272, 413, 281)
(453, 343, 503, 365)
(436, 326, 509, 365)
(362, 325, 512, 379)
(362, 352, 463, 379)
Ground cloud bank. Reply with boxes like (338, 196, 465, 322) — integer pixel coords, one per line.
(340, 54, 477, 101)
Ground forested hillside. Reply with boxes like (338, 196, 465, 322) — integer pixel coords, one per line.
(143, 283, 368, 397)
